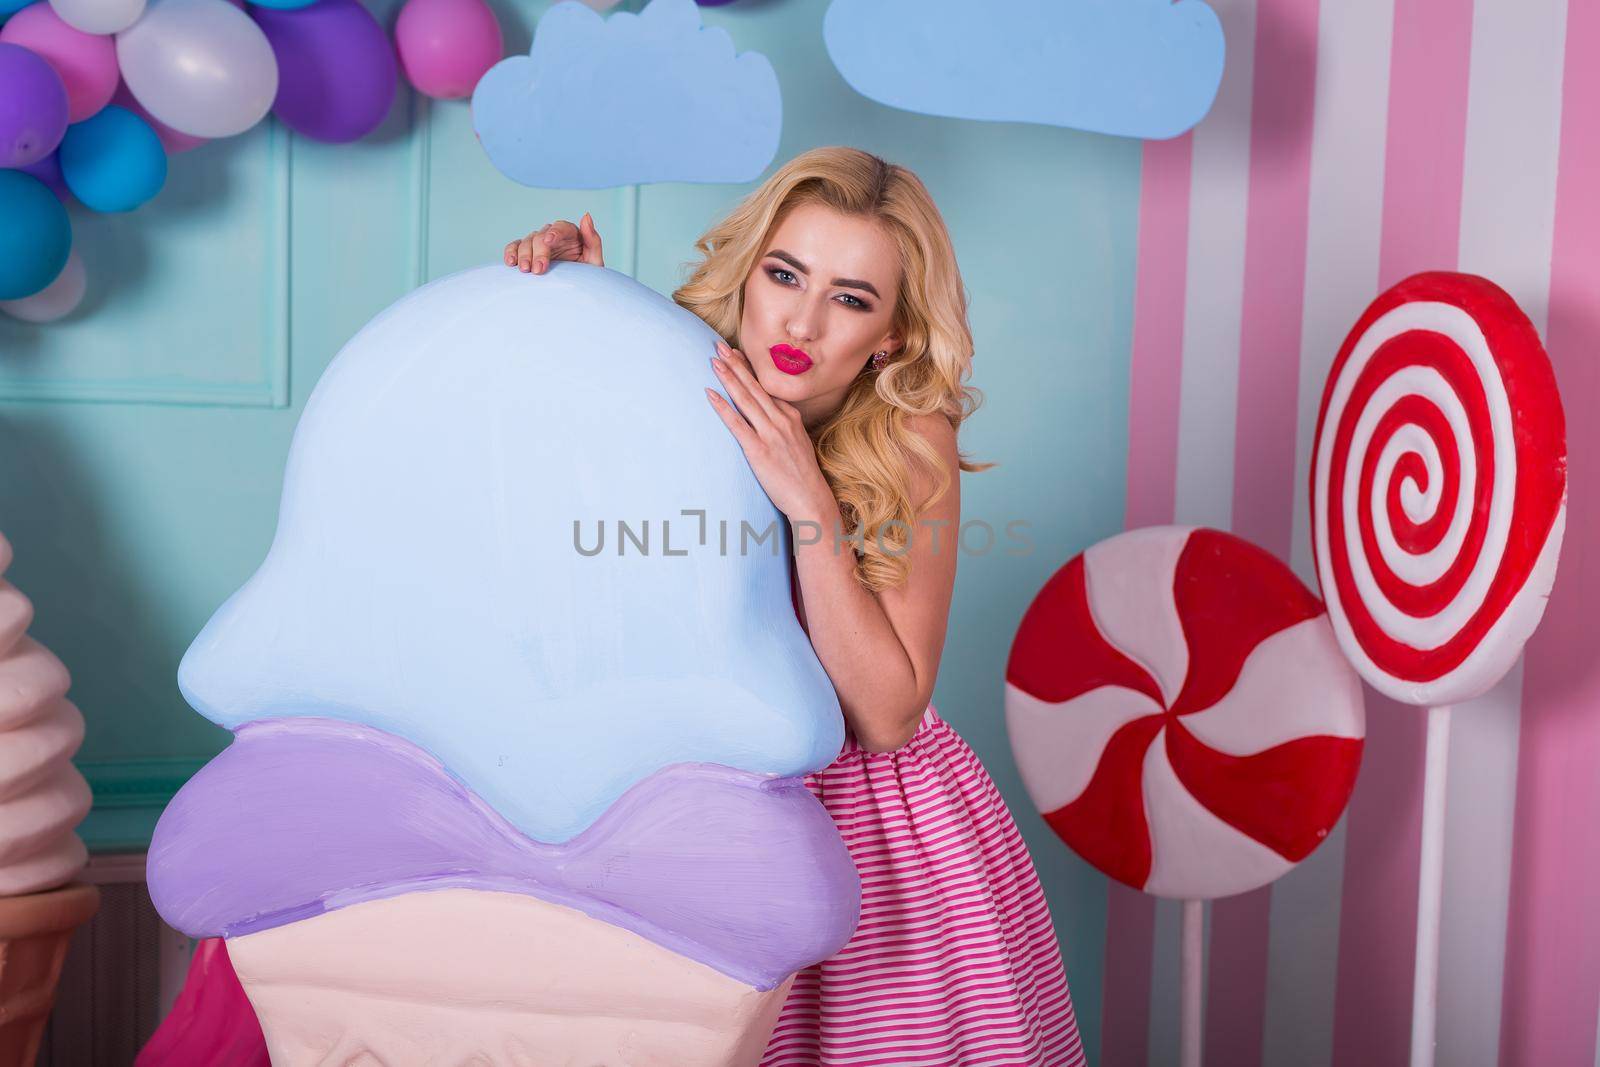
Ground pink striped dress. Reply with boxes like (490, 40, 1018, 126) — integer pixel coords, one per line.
(760, 703, 1088, 1067)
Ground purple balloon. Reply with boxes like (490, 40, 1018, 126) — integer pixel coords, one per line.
(0, 41, 68, 167)
(17, 147, 68, 201)
(248, 0, 397, 143)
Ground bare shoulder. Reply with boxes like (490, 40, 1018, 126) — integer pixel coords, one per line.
(903, 412, 960, 511)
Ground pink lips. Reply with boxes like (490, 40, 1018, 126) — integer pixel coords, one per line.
(769, 344, 813, 375)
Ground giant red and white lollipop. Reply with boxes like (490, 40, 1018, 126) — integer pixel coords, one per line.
(1005, 526, 1364, 1067)
(1310, 271, 1567, 706)
(1308, 271, 1567, 1067)
(1005, 526, 1364, 899)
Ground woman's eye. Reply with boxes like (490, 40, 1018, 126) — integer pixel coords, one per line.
(767, 266, 870, 311)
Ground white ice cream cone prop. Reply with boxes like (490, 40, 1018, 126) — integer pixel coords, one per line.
(0, 532, 96, 1067)
(0, 533, 92, 897)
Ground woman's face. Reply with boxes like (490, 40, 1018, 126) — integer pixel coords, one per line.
(735, 202, 903, 428)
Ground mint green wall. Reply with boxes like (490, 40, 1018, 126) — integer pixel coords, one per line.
(0, 0, 1140, 1056)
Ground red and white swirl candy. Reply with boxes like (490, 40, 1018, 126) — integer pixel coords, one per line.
(1310, 272, 1568, 707)
(1004, 527, 1364, 901)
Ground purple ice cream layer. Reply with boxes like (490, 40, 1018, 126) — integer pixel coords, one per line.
(147, 717, 860, 991)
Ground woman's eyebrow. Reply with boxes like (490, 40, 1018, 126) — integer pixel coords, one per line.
(767, 249, 882, 299)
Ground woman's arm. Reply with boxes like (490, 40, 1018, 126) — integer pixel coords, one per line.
(787, 413, 961, 753)
(703, 343, 960, 753)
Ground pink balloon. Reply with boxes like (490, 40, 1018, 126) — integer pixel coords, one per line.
(0, 3, 117, 123)
(394, 0, 501, 101)
(112, 80, 205, 153)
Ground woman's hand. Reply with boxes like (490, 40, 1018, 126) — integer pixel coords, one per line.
(504, 213, 604, 273)
(705, 340, 834, 519)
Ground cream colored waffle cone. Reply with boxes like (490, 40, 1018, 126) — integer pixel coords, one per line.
(0, 882, 100, 1067)
(227, 888, 794, 1067)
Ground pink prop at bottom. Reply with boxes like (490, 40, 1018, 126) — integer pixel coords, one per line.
(134, 937, 268, 1067)
(225, 887, 793, 1067)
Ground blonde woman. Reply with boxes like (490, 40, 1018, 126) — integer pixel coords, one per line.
(506, 147, 1086, 1066)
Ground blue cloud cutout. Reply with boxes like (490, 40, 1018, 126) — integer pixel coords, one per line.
(472, 0, 781, 189)
(823, 0, 1225, 140)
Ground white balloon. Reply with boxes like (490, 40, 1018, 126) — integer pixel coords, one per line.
(0, 248, 86, 324)
(115, 0, 278, 139)
(49, 0, 147, 35)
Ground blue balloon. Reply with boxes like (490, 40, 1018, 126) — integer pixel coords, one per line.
(0, 168, 69, 300)
(246, 0, 320, 9)
(0, 0, 34, 17)
(58, 104, 167, 213)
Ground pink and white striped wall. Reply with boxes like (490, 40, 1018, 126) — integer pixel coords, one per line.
(1111, 0, 1597, 1064)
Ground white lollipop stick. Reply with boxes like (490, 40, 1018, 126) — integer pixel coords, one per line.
(1181, 899, 1203, 1067)
(1410, 704, 1451, 1067)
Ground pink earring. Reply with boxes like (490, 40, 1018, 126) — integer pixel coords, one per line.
(870, 350, 888, 370)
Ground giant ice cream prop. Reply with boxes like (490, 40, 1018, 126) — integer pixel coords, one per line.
(0, 530, 99, 1066)
(145, 263, 861, 1066)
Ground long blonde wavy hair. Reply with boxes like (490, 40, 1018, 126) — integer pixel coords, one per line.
(672, 146, 992, 592)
